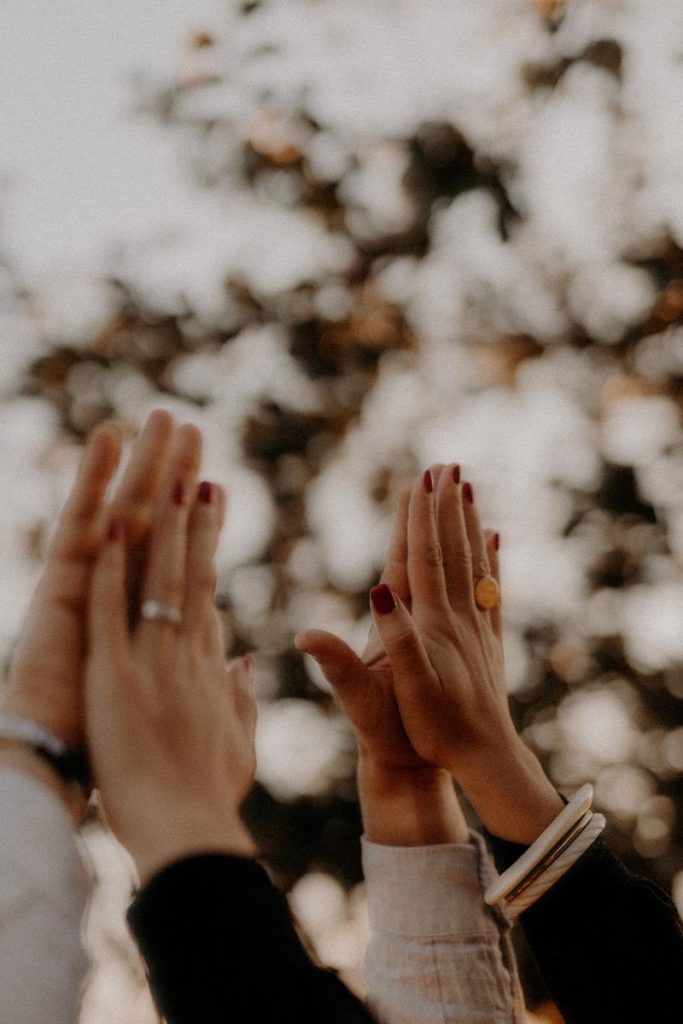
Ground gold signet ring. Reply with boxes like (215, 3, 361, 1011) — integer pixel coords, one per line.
(474, 575, 500, 611)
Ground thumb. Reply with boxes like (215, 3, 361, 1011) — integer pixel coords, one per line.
(294, 629, 370, 707)
(369, 584, 436, 697)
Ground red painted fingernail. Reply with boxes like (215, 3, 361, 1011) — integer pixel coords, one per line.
(494, 531, 500, 552)
(423, 469, 433, 494)
(107, 518, 121, 542)
(463, 482, 474, 504)
(370, 583, 397, 615)
(199, 480, 212, 503)
(452, 465, 460, 484)
(172, 480, 185, 506)
(242, 652, 254, 675)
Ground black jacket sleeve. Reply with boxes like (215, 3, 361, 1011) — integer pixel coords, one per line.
(126, 853, 376, 1024)
(486, 832, 683, 1024)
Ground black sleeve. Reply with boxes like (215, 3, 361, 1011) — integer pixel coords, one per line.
(126, 854, 376, 1024)
(486, 832, 683, 1024)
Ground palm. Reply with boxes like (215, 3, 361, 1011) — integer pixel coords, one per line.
(355, 661, 426, 771)
(304, 595, 430, 772)
(1, 412, 182, 748)
(6, 525, 152, 747)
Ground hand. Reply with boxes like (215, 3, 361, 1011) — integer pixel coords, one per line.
(364, 464, 564, 843)
(295, 472, 469, 846)
(1, 410, 189, 749)
(86, 472, 257, 885)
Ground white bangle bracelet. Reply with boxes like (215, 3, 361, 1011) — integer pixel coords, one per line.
(484, 784, 594, 907)
(505, 812, 606, 917)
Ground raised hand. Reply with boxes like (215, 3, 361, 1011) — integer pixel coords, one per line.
(86, 474, 256, 884)
(366, 464, 564, 844)
(295, 468, 469, 846)
(1, 412, 206, 756)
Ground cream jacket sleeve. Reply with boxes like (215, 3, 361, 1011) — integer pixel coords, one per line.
(362, 830, 526, 1024)
(0, 769, 90, 1024)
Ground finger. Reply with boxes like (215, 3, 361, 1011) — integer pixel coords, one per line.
(429, 463, 446, 487)
(484, 529, 502, 639)
(87, 518, 130, 666)
(183, 481, 225, 640)
(49, 422, 122, 560)
(379, 486, 411, 601)
(155, 422, 203, 517)
(136, 475, 193, 647)
(435, 464, 477, 615)
(368, 584, 439, 701)
(406, 467, 450, 615)
(110, 409, 176, 542)
(136, 423, 203, 627)
(125, 420, 203, 628)
(202, 483, 228, 653)
(461, 479, 491, 597)
(294, 629, 371, 706)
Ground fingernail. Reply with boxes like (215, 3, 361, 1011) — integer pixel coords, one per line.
(198, 480, 212, 503)
(463, 482, 474, 504)
(242, 652, 254, 676)
(107, 518, 121, 542)
(423, 469, 433, 494)
(452, 465, 460, 484)
(172, 480, 185, 506)
(370, 583, 397, 615)
(494, 531, 500, 552)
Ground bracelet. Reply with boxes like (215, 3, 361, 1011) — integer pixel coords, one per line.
(0, 715, 91, 793)
(484, 784, 605, 917)
(504, 812, 606, 917)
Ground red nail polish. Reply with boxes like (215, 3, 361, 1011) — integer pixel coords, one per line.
(242, 652, 254, 675)
(463, 482, 474, 504)
(198, 481, 212, 503)
(423, 470, 433, 494)
(494, 531, 500, 552)
(370, 583, 397, 615)
(452, 465, 460, 484)
(172, 480, 185, 506)
(107, 518, 121, 542)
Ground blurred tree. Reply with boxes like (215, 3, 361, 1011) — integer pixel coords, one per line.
(4, 1, 683, 1017)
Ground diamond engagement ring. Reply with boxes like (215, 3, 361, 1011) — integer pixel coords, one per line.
(141, 600, 183, 626)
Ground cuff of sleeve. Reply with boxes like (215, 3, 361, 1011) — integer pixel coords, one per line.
(361, 829, 503, 939)
(0, 768, 89, 900)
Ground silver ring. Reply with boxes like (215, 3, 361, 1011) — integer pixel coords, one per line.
(141, 600, 182, 626)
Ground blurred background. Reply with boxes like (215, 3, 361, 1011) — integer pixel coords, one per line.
(1, 1, 683, 1020)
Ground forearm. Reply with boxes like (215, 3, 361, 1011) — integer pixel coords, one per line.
(362, 831, 525, 1023)
(357, 757, 528, 1021)
(488, 833, 683, 1023)
(455, 735, 564, 845)
(129, 809, 258, 888)
(0, 766, 90, 1024)
(357, 755, 469, 846)
(128, 853, 376, 1024)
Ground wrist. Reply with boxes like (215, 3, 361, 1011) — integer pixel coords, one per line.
(128, 810, 258, 887)
(455, 736, 564, 844)
(357, 756, 469, 846)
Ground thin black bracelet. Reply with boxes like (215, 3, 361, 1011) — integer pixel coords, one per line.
(31, 743, 92, 791)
